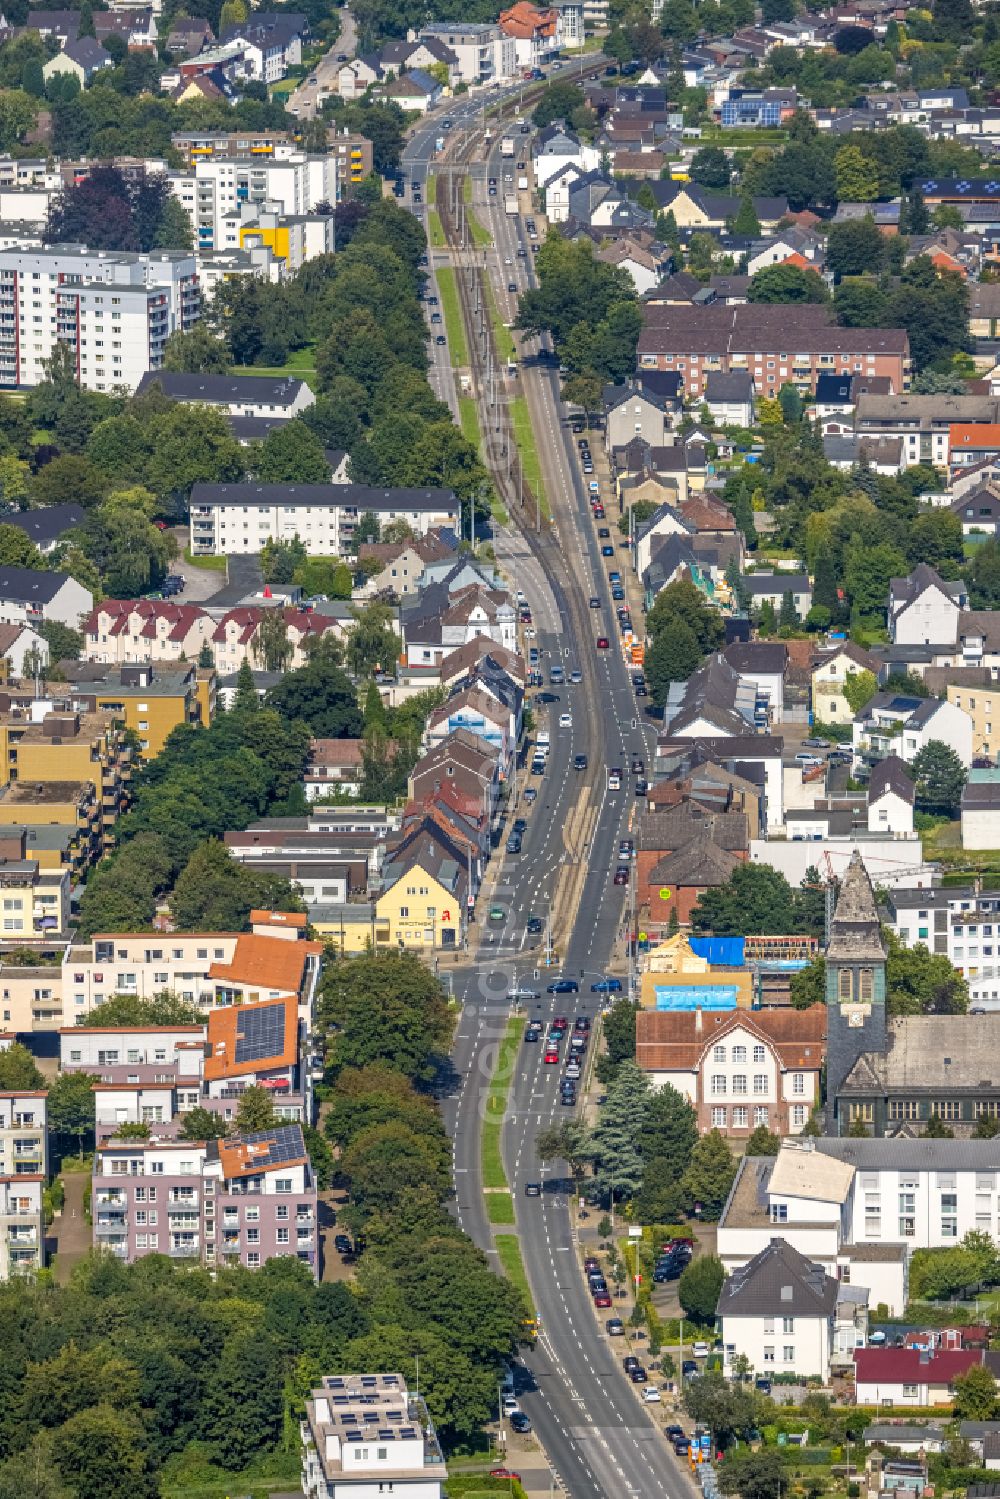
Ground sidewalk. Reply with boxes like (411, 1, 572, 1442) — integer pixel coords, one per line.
(52, 1171, 90, 1285)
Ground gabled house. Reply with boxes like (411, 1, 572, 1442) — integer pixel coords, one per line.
(425, 685, 513, 761)
(532, 123, 600, 188)
(888, 563, 968, 646)
(42, 36, 112, 84)
(704, 370, 755, 427)
(743, 572, 813, 621)
(604, 382, 676, 448)
(867, 755, 915, 835)
(951, 483, 1000, 538)
(720, 1239, 866, 1383)
(811, 640, 880, 727)
(375, 824, 469, 949)
(853, 691, 973, 775)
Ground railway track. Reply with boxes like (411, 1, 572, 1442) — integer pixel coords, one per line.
(433, 96, 609, 882)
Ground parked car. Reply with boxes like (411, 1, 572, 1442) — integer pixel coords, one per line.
(511, 1412, 532, 1434)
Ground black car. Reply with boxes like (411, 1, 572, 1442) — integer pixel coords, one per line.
(334, 1234, 353, 1254)
(506, 830, 523, 854)
(574, 753, 588, 771)
(526, 916, 543, 933)
(524, 1181, 541, 1196)
(628, 1366, 647, 1383)
(513, 817, 527, 834)
(508, 281, 517, 292)
(524, 1022, 542, 1041)
(547, 979, 579, 993)
(511, 1412, 532, 1434)
(559, 1088, 576, 1105)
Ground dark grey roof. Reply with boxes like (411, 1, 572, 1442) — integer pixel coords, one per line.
(865, 1425, 946, 1443)
(723, 640, 787, 674)
(815, 373, 854, 403)
(825, 850, 887, 966)
(962, 778, 1000, 811)
(190, 483, 456, 510)
(704, 370, 754, 401)
(0, 503, 84, 545)
(818, 1137, 1000, 1169)
(0, 566, 70, 603)
(136, 371, 307, 405)
(63, 36, 111, 67)
(716, 1238, 839, 1320)
(869, 754, 914, 805)
(742, 572, 809, 594)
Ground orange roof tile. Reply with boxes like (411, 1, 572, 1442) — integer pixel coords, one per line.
(951, 424, 1000, 448)
(204, 996, 297, 1081)
(636, 1005, 826, 1072)
(208, 932, 321, 996)
(250, 909, 308, 929)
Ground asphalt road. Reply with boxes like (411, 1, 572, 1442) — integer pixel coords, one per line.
(401, 95, 692, 1499)
(285, 5, 358, 120)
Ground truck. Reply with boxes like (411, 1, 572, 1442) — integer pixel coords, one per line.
(504, 194, 518, 214)
(500, 135, 515, 157)
(517, 175, 528, 190)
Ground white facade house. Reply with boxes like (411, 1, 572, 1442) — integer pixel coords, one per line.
(0, 245, 200, 393)
(883, 884, 1000, 1007)
(854, 1348, 984, 1408)
(418, 22, 515, 84)
(188, 484, 459, 558)
(135, 370, 313, 419)
(718, 1239, 867, 1383)
(0, 568, 92, 631)
(302, 1373, 446, 1499)
(867, 756, 916, 836)
(543, 162, 586, 222)
(532, 127, 600, 188)
(853, 692, 974, 774)
(719, 1138, 1000, 1317)
(889, 564, 968, 647)
(169, 153, 337, 252)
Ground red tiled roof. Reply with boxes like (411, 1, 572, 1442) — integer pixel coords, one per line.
(853, 1348, 981, 1385)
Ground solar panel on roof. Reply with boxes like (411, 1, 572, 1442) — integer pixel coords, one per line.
(234, 1001, 285, 1064)
(236, 1123, 304, 1167)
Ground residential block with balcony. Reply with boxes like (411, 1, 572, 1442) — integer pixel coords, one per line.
(302, 1373, 447, 1499)
(0, 1091, 47, 1277)
(851, 691, 973, 778)
(92, 1122, 317, 1274)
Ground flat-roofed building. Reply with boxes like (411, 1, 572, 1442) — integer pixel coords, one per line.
(302, 1372, 447, 1499)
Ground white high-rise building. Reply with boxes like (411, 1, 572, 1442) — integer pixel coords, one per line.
(0, 244, 200, 393)
(169, 153, 338, 252)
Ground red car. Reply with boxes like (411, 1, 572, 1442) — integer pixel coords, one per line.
(593, 1291, 612, 1307)
(596, 636, 609, 649)
(593, 505, 605, 518)
(544, 1048, 559, 1064)
(491, 1470, 521, 1482)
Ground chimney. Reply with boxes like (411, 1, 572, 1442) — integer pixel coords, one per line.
(695, 1005, 703, 1034)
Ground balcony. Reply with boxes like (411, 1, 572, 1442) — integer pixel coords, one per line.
(169, 1241, 199, 1258)
(95, 1213, 127, 1235)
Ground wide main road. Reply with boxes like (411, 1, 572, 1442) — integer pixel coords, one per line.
(407, 96, 687, 1499)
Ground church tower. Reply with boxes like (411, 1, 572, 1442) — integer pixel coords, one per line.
(824, 851, 887, 1135)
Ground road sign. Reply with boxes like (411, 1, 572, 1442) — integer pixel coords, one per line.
(659, 887, 672, 900)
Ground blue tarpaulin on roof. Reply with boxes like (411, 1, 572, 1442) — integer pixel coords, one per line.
(653, 985, 738, 1010)
(689, 936, 745, 966)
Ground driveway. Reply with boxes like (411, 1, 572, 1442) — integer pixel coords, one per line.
(52, 1171, 90, 1285)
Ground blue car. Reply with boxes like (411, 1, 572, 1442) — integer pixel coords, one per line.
(546, 979, 579, 994)
(591, 977, 622, 994)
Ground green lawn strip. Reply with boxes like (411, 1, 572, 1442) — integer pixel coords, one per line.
(511, 394, 550, 522)
(486, 1191, 516, 1224)
(435, 267, 468, 366)
(481, 1016, 522, 1191)
(231, 351, 318, 391)
(460, 178, 492, 247)
(427, 209, 447, 248)
(183, 547, 227, 572)
(485, 282, 516, 363)
(459, 393, 481, 448)
(493, 1232, 537, 1321)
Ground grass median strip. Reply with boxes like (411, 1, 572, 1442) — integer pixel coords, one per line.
(461, 176, 493, 247)
(459, 396, 509, 525)
(434, 267, 468, 367)
(494, 1232, 536, 1321)
(511, 394, 550, 522)
(481, 1015, 521, 1192)
(485, 281, 516, 363)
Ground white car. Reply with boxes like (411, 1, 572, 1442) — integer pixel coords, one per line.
(642, 1386, 661, 1403)
(502, 1395, 519, 1414)
(559, 713, 571, 728)
(525, 627, 536, 638)
(692, 1341, 710, 1357)
(504, 256, 513, 264)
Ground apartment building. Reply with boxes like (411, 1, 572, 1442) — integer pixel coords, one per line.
(135, 369, 313, 419)
(188, 483, 460, 558)
(0, 780, 103, 879)
(0, 849, 69, 938)
(636, 305, 910, 399)
(170, 153, 337, 252)
(56, 661, 215, 758)
(882, 884, 1000, 1005)
(82, 599, 342, 674)
(418, 21, 515, 83)
(856, 394, 1000, 470)
(0, 245, 200, 393)
(170, 128, 373, 195)
(61, 911, 322, 1025)
(0, 701, 132, 848)
(302, 1373, 447, 1499)
(852, 691, 973, 774)
(92, 1122, 317, 1273)
(0, 1171, 44, 1276)
(68, 992, 308, 1139)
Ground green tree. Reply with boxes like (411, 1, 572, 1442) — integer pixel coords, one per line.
(162, 324, 230, 374)
(681, 1129, 736, 1220)
(911, 739, 967, 816)
(178, 1106, 228, 1141)
(0, 1042, 44, 1090)
(251, 610, 291, 673)
(645, 616, 703, 706)
(834, 144, 880, 203)
(952, 1364, 999, 1421)
(718, 1447, 787, 1499)
(47, 1071, 96, 1158)
(692, 864, 823, 938)
(683, 1370, 765, 1449)
(317, 951, 452, 1084)
(76, 992, 204, 1027)
(234, 1085, 280, 1135)
(646, 577, 725, 653)
(747, 264, 829, 304)
(638, 1083, 698, 1183)
(678, 1254, 725, 1323)
(256, 420, 331, 484)
(826, 218, 885, 278)
(689, 146, 732, 190)
(587, 1060, 649, 1206)
(842, 668, 878, 713)
(925, 1113, 954, 1139)
(346, 601, 399, 679)
(197, 1330, 284, 1470)
(170, 840, 304, 932)
(52, 1406, 157, 1499)
(733, 194, 761, 237)
(597, 997, 638, 1083)
(745, 1123, 781, 1156)
(265, 655, 362, 738)
(778, 382, 803, 425)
